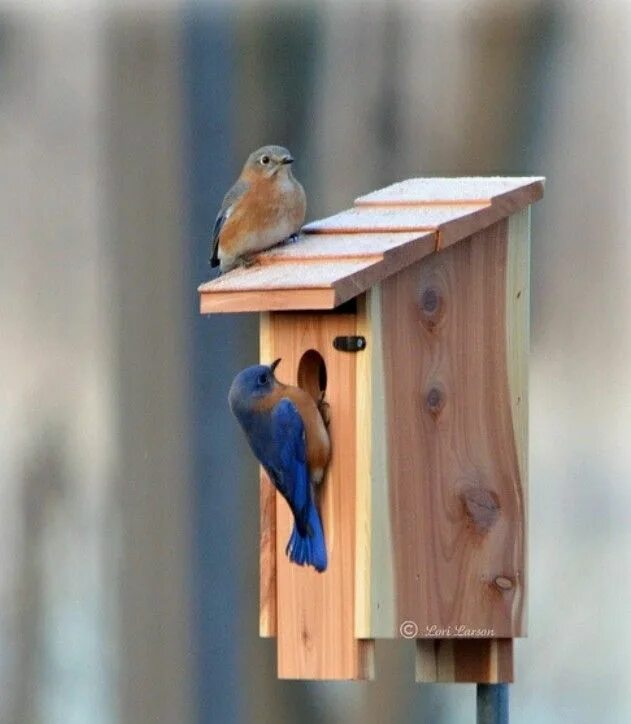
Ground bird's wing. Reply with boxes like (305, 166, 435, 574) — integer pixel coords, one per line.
(269, 398, 310, 528)
(210, 179, 249, 267)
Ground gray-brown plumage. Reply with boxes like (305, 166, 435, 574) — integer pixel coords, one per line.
(210, 145, 306, 273)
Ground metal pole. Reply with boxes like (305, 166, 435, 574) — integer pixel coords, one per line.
(477, 684, 509, 724)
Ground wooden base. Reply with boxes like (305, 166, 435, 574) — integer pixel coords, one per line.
(416, 639, 514, 683)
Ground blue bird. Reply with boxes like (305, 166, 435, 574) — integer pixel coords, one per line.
(229, 359, 330, 572)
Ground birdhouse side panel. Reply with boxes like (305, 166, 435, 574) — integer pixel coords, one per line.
(505, 208, 530, 637)
(355, 288, 397, 639)
(373, 217, 527, 639)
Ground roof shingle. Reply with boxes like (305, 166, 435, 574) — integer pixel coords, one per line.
(198, 176, 544, 313)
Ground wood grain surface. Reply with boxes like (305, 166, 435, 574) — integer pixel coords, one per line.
(259, 313, 277, 637)
(355, 288, 396, 638)
(374, 218, 526, 638)
(354, 176, 543, 206)
(263, 312, 374, 679)
(416, 638, 514, 682)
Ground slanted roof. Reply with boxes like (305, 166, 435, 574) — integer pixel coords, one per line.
(198, 176, 544, 313)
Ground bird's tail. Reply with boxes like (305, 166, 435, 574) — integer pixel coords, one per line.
(286, 503, 327, 573)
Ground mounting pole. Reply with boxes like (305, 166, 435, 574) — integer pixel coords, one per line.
(477, 683, 508, 724)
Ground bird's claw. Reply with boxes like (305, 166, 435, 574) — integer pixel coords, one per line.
(318, 398, 331, 428)
(240, 254, 260, 269)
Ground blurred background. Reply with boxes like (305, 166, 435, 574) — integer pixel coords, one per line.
(1, 0, 630, 722)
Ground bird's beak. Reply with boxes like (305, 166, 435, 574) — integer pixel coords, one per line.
(270, 358, 282, 375)
(280, 155, 294, 165)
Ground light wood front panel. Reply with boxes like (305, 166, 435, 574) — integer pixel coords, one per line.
(263, 312, 374, 679)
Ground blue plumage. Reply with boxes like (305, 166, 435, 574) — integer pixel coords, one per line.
(229, 363, 328, 572)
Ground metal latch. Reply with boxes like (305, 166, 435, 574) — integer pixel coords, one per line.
(332, 336, 367, 353)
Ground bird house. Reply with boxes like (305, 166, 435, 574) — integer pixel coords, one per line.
(198, 176, 544, 682)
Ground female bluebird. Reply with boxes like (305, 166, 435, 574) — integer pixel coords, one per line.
(228, 359, 330, 572)
(210, 145, 306, 273)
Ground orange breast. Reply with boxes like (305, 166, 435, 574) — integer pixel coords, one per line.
(219, 174, 306, 256)
(281, 384, 331, 476)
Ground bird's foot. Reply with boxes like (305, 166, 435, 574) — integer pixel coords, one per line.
(317, 397, 331, 428)
(239, 254, 260, 269)
(284, 233, 300, 245)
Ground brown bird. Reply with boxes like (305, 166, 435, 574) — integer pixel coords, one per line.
(210, 145, 307, 273)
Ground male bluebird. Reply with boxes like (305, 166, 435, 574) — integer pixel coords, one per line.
(228, 359, 330, 572)
(210, 145, 306, 273)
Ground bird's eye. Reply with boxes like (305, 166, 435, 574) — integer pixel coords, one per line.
(258, 373, 269, 386)
(260, 155, 270, 165)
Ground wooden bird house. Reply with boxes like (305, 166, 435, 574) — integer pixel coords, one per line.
(199, 176, 544, 682)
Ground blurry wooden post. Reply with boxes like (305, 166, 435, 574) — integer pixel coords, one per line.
(199, 177, 543, 684)
(107, 11, 194, 723)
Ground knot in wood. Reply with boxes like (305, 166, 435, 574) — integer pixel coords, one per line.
(421, 288, 439, 314)
(494, 576, 514, 591)
(461, 486, 500, 532)
(419, 286, 444, 331)
(425, 386, 444, 416)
